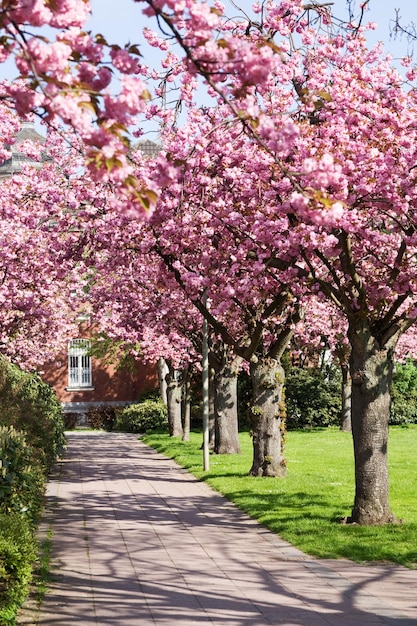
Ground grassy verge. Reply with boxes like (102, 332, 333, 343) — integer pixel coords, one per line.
(143, 426, 417, 568)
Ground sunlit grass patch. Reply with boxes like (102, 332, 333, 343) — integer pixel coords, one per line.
(143, 426, 417, 568)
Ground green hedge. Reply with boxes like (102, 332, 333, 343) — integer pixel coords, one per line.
(0, 426, 45, 521)
(0, 426, 46, 624)
(391, 360, 417, 425)
(0, 357, 65, 471)
(0, 357, 65, 624)
(0, 513, 37, 626)
(116, 399, 167, 433)
(282, 360, 417, 429)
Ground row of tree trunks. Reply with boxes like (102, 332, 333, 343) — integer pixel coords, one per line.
(161, 315, 401, 525)
(160, 349, 286, 472)
(161, 348, 287, 478)
(160, 354, 241, 450)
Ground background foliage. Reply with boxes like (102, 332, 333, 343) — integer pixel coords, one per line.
(285, 364, 342, 429)
(0, 513, 38, 625)
(390, 360, 417, 425)
(86, 404, 118, 431)
(0, 357, 65, 471)
(0, 357, 65, 625)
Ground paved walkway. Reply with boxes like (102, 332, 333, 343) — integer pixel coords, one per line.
(18, 431, 417, 626)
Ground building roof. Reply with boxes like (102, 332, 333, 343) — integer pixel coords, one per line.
(14, 121, 46, 145)
(135, 139, 161, 159)
(0, 128, 161, 179)
(0, 121, 46, 179)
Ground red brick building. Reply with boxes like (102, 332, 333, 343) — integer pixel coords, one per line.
(41, 320, 158, 424)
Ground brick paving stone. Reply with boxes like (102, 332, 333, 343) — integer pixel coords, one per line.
(18, 431, 417, 626)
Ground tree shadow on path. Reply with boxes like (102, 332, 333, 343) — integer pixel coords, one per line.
(20, 432, 417, 626)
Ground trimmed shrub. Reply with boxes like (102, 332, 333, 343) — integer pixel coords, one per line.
(0, 513, 38, 626)
(116, 399, 167, 433)
(86, 405, 118, 431)
(0, 426, 45, 522)
(63, 412, 79, 430)
(0, 358, 64, 623)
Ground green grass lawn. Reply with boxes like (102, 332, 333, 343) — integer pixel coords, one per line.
(143, 426, 417, 568)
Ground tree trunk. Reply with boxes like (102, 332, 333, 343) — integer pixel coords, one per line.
(340, 361, 352, 432)
(213, 354, 241, 455)
(347, 320, 399, 525)
(208, 368, 215, 448)
(165, 364, 183, 438)
(249, 357, 286, 477)
(182, 370, 191, 442)
(157, 357, 168, 404)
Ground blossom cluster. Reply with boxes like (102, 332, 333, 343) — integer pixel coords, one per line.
(2, 0, 417, 373)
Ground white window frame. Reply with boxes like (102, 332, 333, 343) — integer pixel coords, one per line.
(67, 339, 93, 389)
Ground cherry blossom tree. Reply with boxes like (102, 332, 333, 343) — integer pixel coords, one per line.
(74, 200, 203, 437)
(4, 0, 417, 524)
(0, 0, 161, 217)
(77, 196, 244, 449)
(277, 39, 417, 525)
(137, 1, 417, 522)
(131, 106, 311, 475)
(0, 118, 90, 368)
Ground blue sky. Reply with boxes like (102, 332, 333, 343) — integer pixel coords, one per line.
(331, 0, 416, 59)
(89, 0, 417, 62)
(88, 0, 417, 138)
(0, 1, 415, 135)
(1, 1, 415, 81)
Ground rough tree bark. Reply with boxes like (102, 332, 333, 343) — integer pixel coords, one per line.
(340, 361, 352, 433)
(347, 320, 400, 525)
(165, 363, 183, 438)
(182, 367, 191, 442)
(249, 356, 286, 477)
(212, 349, 241, 455)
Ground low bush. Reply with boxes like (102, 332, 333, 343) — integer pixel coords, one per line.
(390, 395, 417, 425)
(0, 357, 65, 472)
(0, 426, 45, 522)
(0, 357, 65, 623)
(0, 513, 38, 626)
(86, 405, 119, 431)
(116, 399, 167, 433)
(63, 412, 79, 430)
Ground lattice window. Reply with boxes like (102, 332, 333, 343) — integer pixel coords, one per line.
(68, 339, 92, 388)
